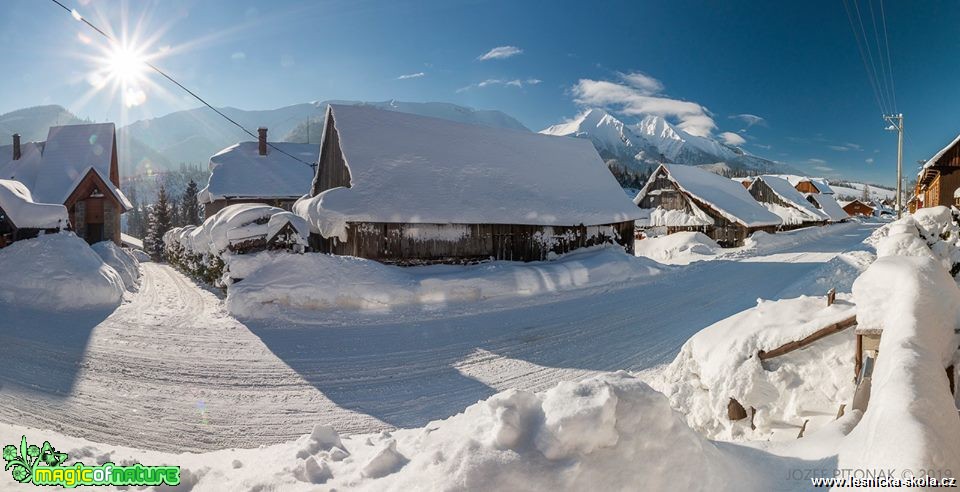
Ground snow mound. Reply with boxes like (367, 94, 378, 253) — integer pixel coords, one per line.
(634, 231, 719, 265)
(657, 295, 856, 440)
(226, 246, 664, 317)
(867, 206, 960, 275)
(839, 255, 960, 473)
(775, 250, 875, 298)
(91, 241, 141, 292)
(0, 234, 124, 309)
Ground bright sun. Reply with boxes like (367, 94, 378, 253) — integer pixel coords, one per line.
(104, 44, 147, 86)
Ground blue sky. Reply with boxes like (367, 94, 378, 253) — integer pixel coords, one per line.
(1, 0, 957, 186)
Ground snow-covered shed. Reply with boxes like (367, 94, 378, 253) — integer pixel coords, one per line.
(0, 125, 131, 244)
(198, 128, 318, 218)
(774, 175, 835, 195)
(297, 104, 641, 263)
(0, 179, 68, 247)
(747, 175, 828, 229)
(633, 164, 781, 247)
(841, 199, 876, 217)
(806, 193, 849, 222)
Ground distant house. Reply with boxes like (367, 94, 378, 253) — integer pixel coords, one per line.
(841, 199, 876, 217)
(915, 133, 960, 209)
(768, 174, 848, 222)
(780, 176, 834, 195)
(747, 175, 829, 229)
(0, 179, 68, 247)
(296, 104, 641, 263)
(198, 127, 318, 218)
(806, 193, 848, 222)
(634, 164, 781, 247)
(0, 124, 131, 244)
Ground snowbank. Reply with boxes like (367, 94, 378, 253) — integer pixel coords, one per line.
(0, 179, 68, 229)
(634, 231, 719, 265)
(867, 206, 960, 275)
(656, 295, 857, 440)
(735, 221, 858, 256)
(0, 234, 124, 309)
(226, 246, 664, 317)
(91, 241, 141, 292)
(838, 255, 960, 474)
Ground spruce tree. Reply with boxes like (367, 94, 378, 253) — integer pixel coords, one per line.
(147, 185, 173, 259)
(181, 180, 201, 226)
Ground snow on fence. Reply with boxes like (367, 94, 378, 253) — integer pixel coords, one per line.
(163, 203, 308, 284)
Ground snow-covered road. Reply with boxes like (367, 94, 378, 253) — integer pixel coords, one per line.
(0, 222, 879, 452)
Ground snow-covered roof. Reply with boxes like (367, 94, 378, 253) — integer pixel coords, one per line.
(635, 164, 781, 228)
(120, 233, 143, 249)
(807, 193, 848, 222)
(769, 174, 834, 194)
(0, 179, 68, 229)
(752, 175, 828, 222)
(33, 123, 117, 204)
(199, 141, 318, 204)
(922, 133, 960, 171)
(299, 104, 642, 238)
(0, 141, 44, 188)
(840, 199, 875, 210)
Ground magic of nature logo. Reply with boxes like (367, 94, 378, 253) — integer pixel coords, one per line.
(3, 435, 180, 488)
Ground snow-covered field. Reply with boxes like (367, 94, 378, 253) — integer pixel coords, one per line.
(0, 221, 880, 458)
(4, 216, 959, 491)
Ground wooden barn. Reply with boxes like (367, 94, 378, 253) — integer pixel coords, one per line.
(295, 104, 641, 264)
(198, 127, 317, 218)
(747, 175, 829, 230)
(633, 164, 781, 247)
(0, 124, 131, 244)
(915, 133, 960, 210)
(841, 199, 875, 217)
(0, 179, 68, 247)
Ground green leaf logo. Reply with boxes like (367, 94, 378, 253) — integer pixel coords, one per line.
(2, 436, 70, 484)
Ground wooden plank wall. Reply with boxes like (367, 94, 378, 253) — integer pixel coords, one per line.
(312, 114, 352, 195)
(312, 221, 635, 264)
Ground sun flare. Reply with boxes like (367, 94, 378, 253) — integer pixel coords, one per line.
(103, 44, 147, 86)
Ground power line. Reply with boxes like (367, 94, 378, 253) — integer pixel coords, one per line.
(878, 0, 897, 112)
(842, 0, 886, 115)
(47, 0, 318, 170)
(867, 0, 895, 114)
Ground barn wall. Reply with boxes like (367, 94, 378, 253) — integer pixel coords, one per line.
(64, 171, 122, 245)
(843, 202, 875, 217)
(311, 221, 635, 264)
(312, 113, 351, 196)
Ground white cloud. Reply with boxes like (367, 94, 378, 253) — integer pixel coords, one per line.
(231, 51, 246, 61)
(719, 132, 746, 146)
(570, 77, 716, 136)
(280, 55, 295, 68)
(457, 78, 541, 92)
(397, 72, 425, 80)
(808, 158, 827, 164)
(618, 71, 664, 95)
(829, 142, 861, 152)
(866, 157, 875, 164)
(753, 143, 773, 150)
(728, 113, 766, 128)
(478, 46, 522, 61)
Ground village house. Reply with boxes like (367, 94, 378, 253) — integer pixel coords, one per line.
(633, 164, 781, 247)
(915, 133, 960, 210)
(770, 174, 848, 222)
(0, 123, 130, 244)
(295, 104, 641, 264)
(841, 199, 876, 217)
(0, 179, 68, 247)
(747, 175, 829, 230)
(198, 127, 318, 218)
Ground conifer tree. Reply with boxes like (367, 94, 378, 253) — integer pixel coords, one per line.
(146, 185, 173, 259)
(181, 180, 201, 226)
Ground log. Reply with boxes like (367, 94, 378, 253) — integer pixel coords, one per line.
(827, 288, 837, 306)
(758, 315, 857, 361)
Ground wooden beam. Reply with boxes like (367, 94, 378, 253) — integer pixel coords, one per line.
(758, 315, 857, 361)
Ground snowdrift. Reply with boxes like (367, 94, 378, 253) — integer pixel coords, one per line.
(0, 234, 124, 309)
(226, 246, 664, 317)
(633, 231, 719, 265)
(91, 241, 141, 292)
(867, 206, 960, 275)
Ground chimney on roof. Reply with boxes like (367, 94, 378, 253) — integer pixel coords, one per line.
(12, 134, 20, 161)
(258, 127, 267, 156)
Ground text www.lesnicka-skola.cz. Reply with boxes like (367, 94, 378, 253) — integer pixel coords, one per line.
(811, 476, 957, 488)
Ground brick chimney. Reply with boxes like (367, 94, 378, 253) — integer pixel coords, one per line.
(258, 127, 267, 156)
(12, 134, 20, 161)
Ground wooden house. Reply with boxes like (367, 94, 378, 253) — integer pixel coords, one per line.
(296, 104, 641, 264)
(633, 164, 781, 247)
(0, 179, 68, 247)
(916, 134, 960, 210)
(747, 175, 828, 230)
(0, 124, 131, 244)
(841, 199, 875, 217)
(198, 127, 317, 218)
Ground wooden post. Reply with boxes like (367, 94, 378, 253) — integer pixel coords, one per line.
(836, 403, 846, 420)
(797, 419, 809, 439)
(855, 334, 863, 381)
(827, 288, 836, 306)
(727, 398, 748, 421)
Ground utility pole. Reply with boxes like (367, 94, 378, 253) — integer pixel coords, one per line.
(884, 113, 904, 218)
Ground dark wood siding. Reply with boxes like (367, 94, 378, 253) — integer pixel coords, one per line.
(311, 221, 635, 264)
(312, 111, 352, 195)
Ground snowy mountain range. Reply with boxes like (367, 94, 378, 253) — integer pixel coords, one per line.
(541, 108, 795, 178)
